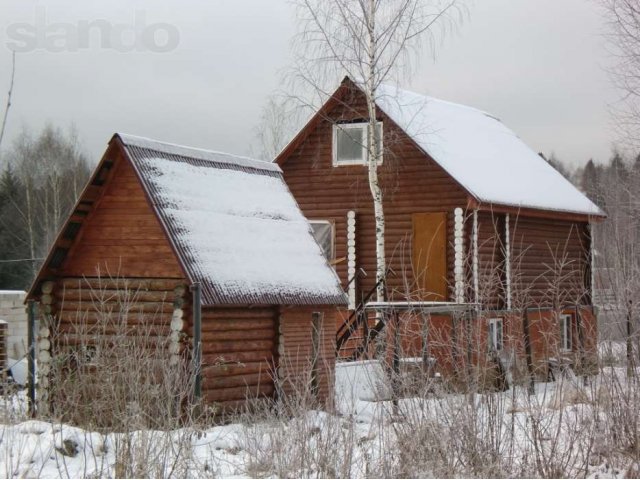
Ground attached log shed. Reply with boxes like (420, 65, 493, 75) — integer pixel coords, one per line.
(26, 133, 347, 413)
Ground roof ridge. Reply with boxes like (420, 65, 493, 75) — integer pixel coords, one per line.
(376, 82, 497, 120)
(116, 133, 282, 173)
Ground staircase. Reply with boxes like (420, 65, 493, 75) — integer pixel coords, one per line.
(336, 276, 388, 361)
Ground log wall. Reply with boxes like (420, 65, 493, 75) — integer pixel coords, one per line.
(280, 88, 469, 303)
(38, 276, 189, 415)
(476, 212, 506, 310)
(509, 216, 590, 307)
(197, 306, 278, 409)
(278, 306, 336, 407)
(61, 156, 184, 279)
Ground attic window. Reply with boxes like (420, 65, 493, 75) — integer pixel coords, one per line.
(310, 220, 334, 262)
(332, 122, 383, 166)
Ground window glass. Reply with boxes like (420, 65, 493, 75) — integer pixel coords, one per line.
(336, 125, 365, 163)
(310, 221, 334, 261)
(333, 122, 383, 165)
(560, 314, 572, 351)
(488, 318, 503, 351)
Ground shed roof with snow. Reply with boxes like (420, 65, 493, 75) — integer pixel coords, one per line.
(28, 134, 347, 307)
(277, 77, 604, 218)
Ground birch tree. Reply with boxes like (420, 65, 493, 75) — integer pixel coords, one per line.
(290, 0, 463, 302)
(0, 125, 90, 287)
(602, 0, 640, 149)
(254, 95, 305, 161)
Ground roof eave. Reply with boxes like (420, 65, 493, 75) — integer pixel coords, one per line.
(472, 199, 607, 222)
(25, 137, 122, 302)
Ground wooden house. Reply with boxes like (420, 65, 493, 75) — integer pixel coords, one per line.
(276, 77, 606, 380)
(26, 133, 347, 413)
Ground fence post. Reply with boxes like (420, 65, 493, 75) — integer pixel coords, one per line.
(27, 300, 36, 417)
(191, 283, 202, 402)
(523, 307, 535, 395)
(311, 312, 323, 399)
(392, 310, 400, 415)
(0, 320, 7, 383)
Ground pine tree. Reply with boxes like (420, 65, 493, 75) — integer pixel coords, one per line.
(0, 167, 31, 288)
(610, 151, 628, 182)
(581, 159, 600, 203)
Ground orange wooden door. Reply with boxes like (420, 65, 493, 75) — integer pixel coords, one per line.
(412, 212, 448, 300)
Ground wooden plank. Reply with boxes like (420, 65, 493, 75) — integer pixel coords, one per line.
(203, 351, 275, 364)
(205, 361, 273, 376)
(204, 384, 275, 403)
(201, 308, 276, 319)
(203, 339, 275, 353)
(205, 373, 274, 389)
(195, 329, 275, 341)
(200, 318, 276, 332)
(56, 301, 174, 314)
(58, 289, 174, 303)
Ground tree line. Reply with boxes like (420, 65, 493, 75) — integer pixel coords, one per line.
(0, 125, 90, 290)
(573, 150, 640, 349)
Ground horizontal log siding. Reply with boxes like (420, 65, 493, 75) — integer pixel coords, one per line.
(51, 277, 187, 341)
(199, 307, 278, 407)
(509, 216, 590, 307)
(476, 212, 506, 310)
(281, 88, 468, 304)
(278, 306, 336, 407)
(61, 156, 184, 279)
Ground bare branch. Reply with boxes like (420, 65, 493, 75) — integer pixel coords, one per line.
(0, 51, 17, 158)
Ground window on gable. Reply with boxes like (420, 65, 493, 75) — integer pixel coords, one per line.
(332, 122, 383, 166)
(488, 318, 503, 352)
(560, 313, 573, 352)
(310, 220, 335, 262)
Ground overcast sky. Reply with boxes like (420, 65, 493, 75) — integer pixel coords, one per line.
(0, 0, 619, 168)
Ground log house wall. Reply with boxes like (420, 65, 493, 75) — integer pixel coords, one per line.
(280, 88, 593, 310)
(280, 88, 468, 303)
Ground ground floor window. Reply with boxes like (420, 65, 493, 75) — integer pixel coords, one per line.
(560, 313, 573, 352)
(488, 318, 503, 352)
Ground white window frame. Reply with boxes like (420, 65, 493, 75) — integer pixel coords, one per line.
(488, 318, 503, 352)
(560, 313, 573, 352)
(310, 220, 335, 262)
(332, 121, 383, 166)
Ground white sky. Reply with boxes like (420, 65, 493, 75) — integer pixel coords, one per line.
(0, 0, 620, 168)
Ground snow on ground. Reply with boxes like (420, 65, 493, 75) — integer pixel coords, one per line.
(0, 358, 636, 478)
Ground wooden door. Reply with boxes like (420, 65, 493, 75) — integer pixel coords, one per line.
(412, 212, 448, 300)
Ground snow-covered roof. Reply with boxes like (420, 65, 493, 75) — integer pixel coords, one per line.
(374, 83, 604, 217)
(118, 134, 347, 306)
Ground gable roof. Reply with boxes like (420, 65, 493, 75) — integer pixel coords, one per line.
(29, 133, 347, 307)
(277, 77, 605, 218)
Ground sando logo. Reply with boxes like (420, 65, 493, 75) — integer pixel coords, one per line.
(6, 7, 180, 53)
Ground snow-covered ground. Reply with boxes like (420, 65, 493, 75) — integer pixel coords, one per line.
(0, 358, 636, 478)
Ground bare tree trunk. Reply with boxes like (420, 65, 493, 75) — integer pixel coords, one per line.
(523, 307, 535, 395)
(365, 0, 386, 303)
(0, 51, 16, 156)
(627, 299, 634, 377)
(24, 177, 37, 278)
(289, 0, 462, 307)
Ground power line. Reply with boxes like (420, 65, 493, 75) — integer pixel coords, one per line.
(0, 258, 43, 264)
